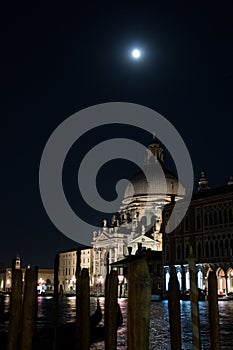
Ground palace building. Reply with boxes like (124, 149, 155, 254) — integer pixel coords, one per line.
(58, 248, 93, 293)
(163, 173, 233, 296)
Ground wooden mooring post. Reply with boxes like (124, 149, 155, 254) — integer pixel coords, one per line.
(19, 266, 38, 350)
(6, 269, 22, 350)
(168, 265, 182, 350)
(75, 268, 90, 350)
(188, 251, 201, 350)
(75, 250, 81, 320)
(52, 253, 59, 350)
(208, 270, 220, 350)
(128, 259, 151, 350)
(105, 270, 118, 350)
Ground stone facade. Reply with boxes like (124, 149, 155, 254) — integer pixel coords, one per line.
(0, 255, 54, 294)
(163, 174, 233, 295)
(92, 138, 184, 288)
(58, 248, 93, 292)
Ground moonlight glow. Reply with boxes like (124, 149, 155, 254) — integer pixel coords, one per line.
(132, 49, 141, 59)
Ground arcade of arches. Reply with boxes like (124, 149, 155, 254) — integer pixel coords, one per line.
(164, 265, 233, 294)
(163, 173, 233, 296)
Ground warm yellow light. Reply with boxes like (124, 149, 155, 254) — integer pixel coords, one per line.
(118, 275, 124, 284)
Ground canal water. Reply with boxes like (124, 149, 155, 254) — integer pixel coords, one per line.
(1, 295, 233, 349)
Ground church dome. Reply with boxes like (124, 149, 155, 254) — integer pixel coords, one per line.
(121, 137, 185, 208)
(123, 165, 184, 201)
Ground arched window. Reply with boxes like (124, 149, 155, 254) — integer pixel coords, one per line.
(220, 241, 223, 256)
(229, 208, 233, 223)
(185, 244, 190, 258)
(196, 213, 201, 230)
(197, 242, 202, 258)
(210, 241, 214, 257)
(177, 245, 181, 260)
(204, 213, 208, 226)
(224, 209, 228, 224)
(219, 211, 223, 225)
(214, 211, 218, 225)
(165, 246, 169, 262)
(215, 241, 219, 257)
(230, 239, 233, 255)
(227, 268, 233, 293)
(141, 216, 147, 226)
(225, 240, 229, 256)
(209, 212, 213, 226)
(197, 270, 203, 289)
(150, 215, 157, 226)
(177, 271, 182, 290)
(205, 242, 209, 258)
(184, 215, 189, 232)
(186, 271, 190, 290)
(165, 271, 170, 291)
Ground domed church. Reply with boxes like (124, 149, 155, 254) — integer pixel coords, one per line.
(91, 136, 185, 288)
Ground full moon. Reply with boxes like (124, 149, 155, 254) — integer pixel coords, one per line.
(132, 49, 141, 59)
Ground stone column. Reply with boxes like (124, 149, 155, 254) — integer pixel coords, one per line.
(92, 249, 96, 286)
(225, 273, 228, 294)
(98, 249, 101, 276)
(182, 265, 186, 293)
(226, 275, 229, 294)
(109, 248, 112, 271)
(114, 247, 117, 263)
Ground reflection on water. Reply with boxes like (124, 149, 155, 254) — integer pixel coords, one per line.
(1, 295, 233, 349)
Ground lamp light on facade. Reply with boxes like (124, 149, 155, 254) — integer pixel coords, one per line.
(118, 274, 124, 284)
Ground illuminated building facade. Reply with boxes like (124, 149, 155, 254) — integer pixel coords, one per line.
(92, 137, 185, 288)
(163, 173, 233, 295)
(0, 254, 54, 294)
(58, 248, 93, 292)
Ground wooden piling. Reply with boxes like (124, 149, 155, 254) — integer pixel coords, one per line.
(52, 253, 59, 350)
(105, 270, 118, 350)
(208, 270, 220, 350)
(19, 266, 38, 350)
(75, 268, 90, 350)
(188, 252, 201, 350)
(0, 293, 4, 323)
(168, 265, 182, 350)
(128, 259, 151, 350)
(75, 250, 81, 320)
(7, 269, 22, 350)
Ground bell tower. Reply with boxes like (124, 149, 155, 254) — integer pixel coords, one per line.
(198, 171, 210, 192)
(15, 253, 21, 269)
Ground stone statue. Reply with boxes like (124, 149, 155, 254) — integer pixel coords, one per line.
(142, 225, 145, 235)
(111, 214, 117, 226)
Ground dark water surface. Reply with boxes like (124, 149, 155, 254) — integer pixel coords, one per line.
(1, 295, 233, 349)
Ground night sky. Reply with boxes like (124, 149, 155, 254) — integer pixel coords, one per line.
(1, 3, 233, 268)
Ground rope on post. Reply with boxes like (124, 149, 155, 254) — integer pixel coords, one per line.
(188, 248, 201, 350)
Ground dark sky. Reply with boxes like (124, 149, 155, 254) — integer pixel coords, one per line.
(1, 3, 233, 268)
